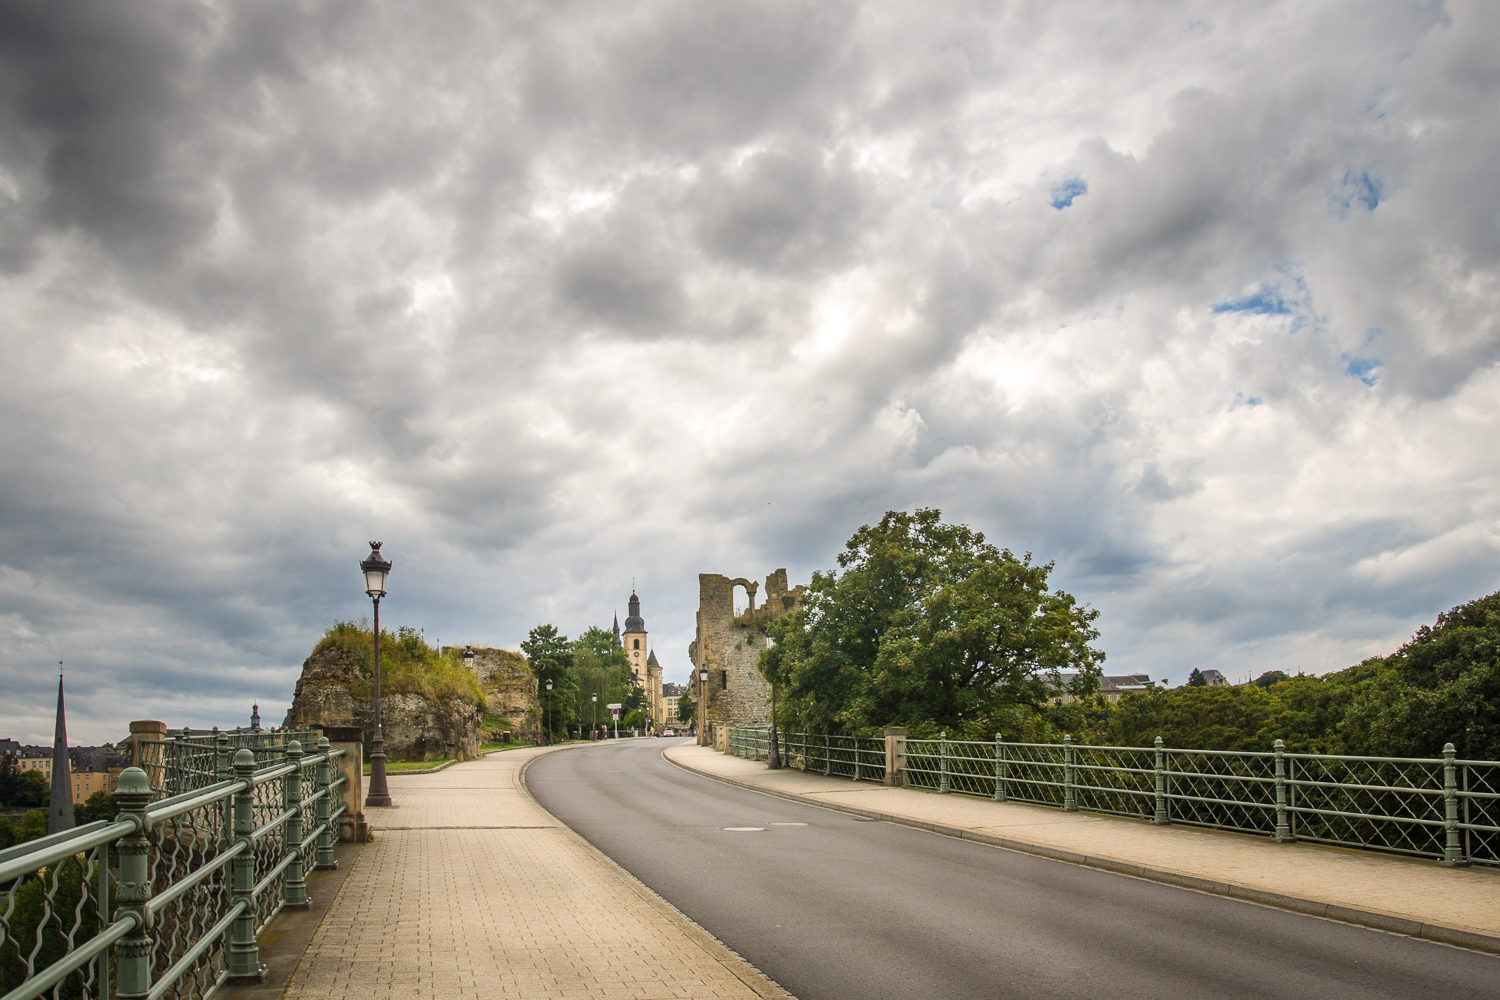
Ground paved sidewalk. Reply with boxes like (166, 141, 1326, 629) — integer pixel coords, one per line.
(666, 743, 1500, 953)
(283, 745, 789, 1000)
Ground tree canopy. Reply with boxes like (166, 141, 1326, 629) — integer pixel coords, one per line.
(522, 624, 577, 740)
(761, 508, 1105, 737)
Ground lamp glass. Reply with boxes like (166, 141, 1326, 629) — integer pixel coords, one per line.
(364, 568, 388, 596)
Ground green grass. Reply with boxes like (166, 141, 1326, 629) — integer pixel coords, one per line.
(480, 742, 535, 752)
(363, 759, 454, 774)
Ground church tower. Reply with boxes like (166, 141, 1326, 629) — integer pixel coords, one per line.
(622, 591, 647, 685)
(621, 590, 664, 732)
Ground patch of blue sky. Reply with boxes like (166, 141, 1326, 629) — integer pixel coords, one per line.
(1331, 169, 1383, 217)
(1342, 355, 1381, 386)
(1049, 177, 1087, 209)
(1212, 289, 1291, 315)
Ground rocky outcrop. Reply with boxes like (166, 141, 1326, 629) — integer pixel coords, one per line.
(458, 647, 541, 740)
(285, 646, 483, 761)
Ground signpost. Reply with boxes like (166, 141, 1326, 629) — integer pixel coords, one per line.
(607, 703, 621, 740)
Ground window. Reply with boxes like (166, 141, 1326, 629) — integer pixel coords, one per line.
(720, 671, 728, 689)
(633, 639, 640, 649)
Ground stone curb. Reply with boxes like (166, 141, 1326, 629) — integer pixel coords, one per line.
(517, 745, 796, 999)
(664, 748, 1500, 958)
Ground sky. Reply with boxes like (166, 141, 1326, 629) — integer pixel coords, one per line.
(2, 0, 1498, 746)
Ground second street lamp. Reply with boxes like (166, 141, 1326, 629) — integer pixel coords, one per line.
(592, 693, 597, 739)
(361, 542, 394, 808)
(545, 678, 553, 745)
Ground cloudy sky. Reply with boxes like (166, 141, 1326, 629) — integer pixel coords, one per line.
(2, 0, 1497, 745)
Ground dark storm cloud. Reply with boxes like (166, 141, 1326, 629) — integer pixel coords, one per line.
(1, 0, 1499, 738)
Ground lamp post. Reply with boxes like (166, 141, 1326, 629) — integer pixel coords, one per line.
(697, 667, 709, 746)
(361, 542, 393, 808)
(591, 693, 597, 738)
(463, 646, 474, 670)
(768, 681, 781, 769)
(544, 678, 553, 745)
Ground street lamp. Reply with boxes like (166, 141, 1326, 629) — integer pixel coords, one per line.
(768, 680, 781, 769)
(463, 646, 474, 670)
(591, 693, 597, 738)
(697, 667, 709, 746)
(544, 678, 553, 745)
(360, 542, 393, 808)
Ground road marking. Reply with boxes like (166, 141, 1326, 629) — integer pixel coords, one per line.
(723, 827, 765, 832)
(769, 822, 808, 826)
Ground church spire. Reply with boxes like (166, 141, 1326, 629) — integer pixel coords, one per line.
(624, 590, 645, 632)
(612, 612, 621, 648)
(48, 669, 74, 834)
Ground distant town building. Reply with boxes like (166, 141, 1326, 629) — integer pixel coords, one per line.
(1048, 672, 1156, 703)
(620, 590, 665, 730)
(662, 683, 684, 724)
(1198, 669, 1229, 686)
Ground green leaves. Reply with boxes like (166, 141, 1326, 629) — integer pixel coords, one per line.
(764, 508, 1104, 735)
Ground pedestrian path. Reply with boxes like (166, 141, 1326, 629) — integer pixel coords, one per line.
(665, 743, 1500, 953)
(283, 745, 789, 1000)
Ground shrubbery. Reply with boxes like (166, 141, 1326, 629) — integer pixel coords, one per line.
(314, 620, 484, 709)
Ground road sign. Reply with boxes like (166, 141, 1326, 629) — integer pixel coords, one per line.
(606, 703, 622, 710)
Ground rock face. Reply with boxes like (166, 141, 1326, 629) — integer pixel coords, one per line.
(285, 646, 483, 761)
(459, 647, 542, 741)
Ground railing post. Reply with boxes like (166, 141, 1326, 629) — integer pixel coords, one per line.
(1273, 739, 1293, 841)
(1063, 734, 1077, 812)
(113, 767, 154, 1000)
(216, 728, 232, 841)
(283, 740, 308, 909)
(1154, 736, 1169, 825)
(993, 733, 1006, 802)
(852, 738, 861, 782)
(825, 733, 832, 776)
(315, 737, 338, 870)
(1443, 743, 1466, 866)
(227, 749, 266, 983)
(939, 733, 950, 794)
(883, 727, 906, 786)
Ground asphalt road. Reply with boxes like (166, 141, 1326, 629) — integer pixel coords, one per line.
(525, 738, 1500, 1000)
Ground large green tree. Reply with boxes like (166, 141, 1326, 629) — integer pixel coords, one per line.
(570, 626, 633, 735)
(762, 508, 1105, 737)
(522, 624, 577, 741)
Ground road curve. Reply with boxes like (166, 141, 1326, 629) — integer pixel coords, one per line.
(525, 738, 1500, 1000)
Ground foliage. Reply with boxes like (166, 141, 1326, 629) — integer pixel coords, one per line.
(0, 757, 50, 808)
(1072, 591, 1500, 759)
(570, 626, 633, 735)
(762, 508, 1105, 736)
(74, 790, 116, 825)
(1186, 668, 1206, 687)
(523, 624, 577, 740)
(0, 853, 100, 998)
(314, 620, 484, 708)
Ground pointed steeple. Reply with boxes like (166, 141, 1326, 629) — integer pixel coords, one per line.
(251, 702, 261, 731)
(624, 590, 645, 632)
(612, 612, 621, 648)
(48, 671, 74, 834)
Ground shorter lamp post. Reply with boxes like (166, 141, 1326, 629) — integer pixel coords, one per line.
(592, 693, 598, 738)
(361, 542, 393, 808)
(697, 667, 710, 746)
(544, 678, 553, 745)
(768, 681, 781, 769)
(463, 646, 474, 670)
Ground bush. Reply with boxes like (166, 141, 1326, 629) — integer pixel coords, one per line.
(313, 621, 484, 709)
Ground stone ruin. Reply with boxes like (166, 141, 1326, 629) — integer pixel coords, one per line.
(687, 569, 805, 730)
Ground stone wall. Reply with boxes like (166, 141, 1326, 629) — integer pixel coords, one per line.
(687, 569, 805, 729)
(285, 646, 483, 761)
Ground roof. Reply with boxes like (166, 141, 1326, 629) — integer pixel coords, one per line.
(623, 590, 645, 632)
(646, 649, 660, 667)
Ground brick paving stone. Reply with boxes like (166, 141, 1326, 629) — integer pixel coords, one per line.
(284, 747, 786, 1000)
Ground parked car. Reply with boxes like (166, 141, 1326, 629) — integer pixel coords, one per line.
(661, 729, 675, 737)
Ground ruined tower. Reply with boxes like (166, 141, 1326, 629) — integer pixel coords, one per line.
(687, 569, 805, 732)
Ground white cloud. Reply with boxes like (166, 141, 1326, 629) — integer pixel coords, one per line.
(1, 0, 1497, 741)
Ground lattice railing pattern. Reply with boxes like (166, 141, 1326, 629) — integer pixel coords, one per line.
(722, 726, 1500, 867)
(0, 737, 347, 1000)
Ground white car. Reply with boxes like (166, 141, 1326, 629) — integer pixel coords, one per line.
(661, 729, 675, 737)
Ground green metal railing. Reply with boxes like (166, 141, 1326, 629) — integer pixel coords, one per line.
(724, 726, 1500, 867)
(1, 734, 347, 1000)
